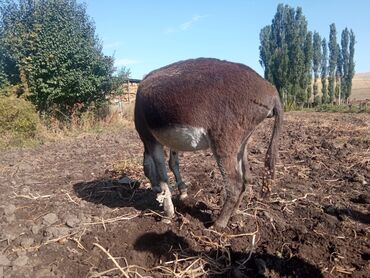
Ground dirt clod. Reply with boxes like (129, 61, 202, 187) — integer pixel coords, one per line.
(12, 255, 28, 267)
(65, 214, 80, 228)
(20, 237, 34, 248)
(31, 225, 41, 235)
(42, 213, 58, 226)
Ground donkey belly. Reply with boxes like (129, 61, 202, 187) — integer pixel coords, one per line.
(151, 126, 210, 151)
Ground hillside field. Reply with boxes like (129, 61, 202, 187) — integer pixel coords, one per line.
(351, 72, 370, 100)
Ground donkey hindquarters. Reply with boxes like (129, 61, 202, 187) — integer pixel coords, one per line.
(134, 58, 283, 228)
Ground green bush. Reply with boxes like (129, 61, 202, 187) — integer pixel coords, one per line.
(0, 95, 40, 147)
(0, 0, 115, 114)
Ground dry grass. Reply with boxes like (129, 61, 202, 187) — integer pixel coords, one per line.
(90, 226, 259, 278)
(0, 98, 134, 150)
(41, 109, 133, 138)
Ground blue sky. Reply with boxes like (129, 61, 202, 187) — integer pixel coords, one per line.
(81, 0, 370, 79)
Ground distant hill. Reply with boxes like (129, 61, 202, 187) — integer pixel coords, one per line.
(351, 72, 370, 100)
(314, 73, 370, 101)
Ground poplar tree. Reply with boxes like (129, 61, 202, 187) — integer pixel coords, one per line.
(259, 5, 356, 108)
(303, 31, 313, 106)
(321, 38, 328, 104)
(271, 4, 290, 100)
(340, 28, 349, 102)
(259, 26, 273, 82)
(335, 43, 342, 104)
(259, 4, 311, 106)
(347, 30, 356, 100)
(312, 31, 322, 105)
(328, 23, 338, 104)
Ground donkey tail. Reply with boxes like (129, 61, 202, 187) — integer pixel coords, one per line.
(265, 95, 283, 180)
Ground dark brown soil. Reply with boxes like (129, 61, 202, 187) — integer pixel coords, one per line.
(0, 112, 369, 277)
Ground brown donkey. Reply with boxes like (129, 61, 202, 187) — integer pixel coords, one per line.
(134, 58, 283, 228)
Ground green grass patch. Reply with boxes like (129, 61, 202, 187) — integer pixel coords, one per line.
(0, 95, 42, 148)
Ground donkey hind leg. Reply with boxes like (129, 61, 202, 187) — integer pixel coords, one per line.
(143, 147, 160, 193)
(169, 150, 188, 199)
(232, 142, 250, 215)
(148, 143, 175, 222)
(212, 147, 245, 229)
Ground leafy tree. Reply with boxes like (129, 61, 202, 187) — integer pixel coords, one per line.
(268, 4, 290, 100)
(0, 0, 115, 114)
(259, 4, 312, 107)
(347, 29, 356, 100)
(312, 31, 321, 105)
(0, 50, 7, 88)
(112, 66, 131, 95)
(340, 28, 349, 101)
(335, 43, 342, 103)
(303, 31, 313, 106)
(328, 23, 338, 103)
(0, 0, 20, 88)
(115, 66, 131, 83)
(259, 4, 356, 108)
(321, 38, 328, 104)
(287, 6, 307, 106)
(259, 25, 273, 82)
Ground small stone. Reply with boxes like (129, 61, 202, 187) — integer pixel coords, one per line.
(4, 204, 16, 216)
(56, 227, 70, 237)
(20, 186, 31, 194)
(12, 255, 28, 266)
(42, 213, 58, 226)
(31, 225, 41, 235)
(20, 238, 34, 248)
(45, 227, 69, 238)
(0, 254, 10, 266)
(65, 215, 80, 228)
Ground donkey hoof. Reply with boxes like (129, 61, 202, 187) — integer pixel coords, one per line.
(212, 220, 228, 231)
(179, 191, 188, 200)
(161, 218, 172, 224)
(156, 193, 165, 206)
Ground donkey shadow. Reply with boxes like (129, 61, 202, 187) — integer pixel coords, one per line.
(73, 176, 158, 211)
(73, 176, 213, 225)
(134, 230, 324, 278)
